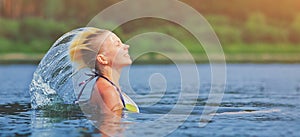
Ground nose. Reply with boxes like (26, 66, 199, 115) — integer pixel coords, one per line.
(123, 44, 130, 50)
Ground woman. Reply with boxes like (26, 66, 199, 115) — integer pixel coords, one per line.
(69, 27, 138, 116)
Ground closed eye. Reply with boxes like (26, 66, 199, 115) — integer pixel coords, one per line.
(115, 41, 122, 47)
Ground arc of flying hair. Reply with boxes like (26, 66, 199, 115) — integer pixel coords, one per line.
(69, 28, 112, 72)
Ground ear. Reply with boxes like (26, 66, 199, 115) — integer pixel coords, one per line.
(96, 54, 108, 65)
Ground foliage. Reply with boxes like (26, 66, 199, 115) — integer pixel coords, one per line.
(1, 0, 300, 54)
(0, 18, 73, 53)
(289, 14, 300, 43)
(0, 18, 20, 39)
(242, 13, 288, 43)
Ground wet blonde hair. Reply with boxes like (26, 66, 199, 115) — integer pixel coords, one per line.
(69, 27, 110, 72)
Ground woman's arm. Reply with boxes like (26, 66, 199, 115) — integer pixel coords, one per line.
(98, 85, 124, 115)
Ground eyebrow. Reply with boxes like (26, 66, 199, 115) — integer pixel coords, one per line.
(114, 40, 121, 45)
(109, 34, 121, 45)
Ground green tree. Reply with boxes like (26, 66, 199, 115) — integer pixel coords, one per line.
(289, 14, 300, 43)
(243, 13, 287, 43)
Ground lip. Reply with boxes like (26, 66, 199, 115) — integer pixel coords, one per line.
(124, 53, 130, 57)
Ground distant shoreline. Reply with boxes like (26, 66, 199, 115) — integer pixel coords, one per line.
(1, 53, 300, 64)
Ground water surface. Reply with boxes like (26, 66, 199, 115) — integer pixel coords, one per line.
(0, 64, 300, 136)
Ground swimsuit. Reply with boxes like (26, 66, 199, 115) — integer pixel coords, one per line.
(75, 71, 125, 108)
(97, 75, 126, 107)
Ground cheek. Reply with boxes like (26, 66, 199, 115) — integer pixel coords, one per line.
(107, 49, 123, 62)
(116, 51, 125, 61)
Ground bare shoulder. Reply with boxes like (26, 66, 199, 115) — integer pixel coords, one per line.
(94, 78, 123, 112)
(95, 78, 120, 99)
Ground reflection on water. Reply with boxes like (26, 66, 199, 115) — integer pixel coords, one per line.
(0, 64, 300, 136)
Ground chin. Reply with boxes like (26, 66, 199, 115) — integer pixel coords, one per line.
(119, 60, 132, 67)
(128, 59, 132, 64)
(124, 60, 132, 66)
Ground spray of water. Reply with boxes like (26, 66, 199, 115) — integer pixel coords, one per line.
(29, 28, 89, 109)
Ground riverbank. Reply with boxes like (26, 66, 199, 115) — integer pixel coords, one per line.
(1, 53, 300, 64)
(131, 53, 300, 64)
(0, 53, 43, 64)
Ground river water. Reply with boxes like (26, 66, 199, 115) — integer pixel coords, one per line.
(0, 64, 300, 137)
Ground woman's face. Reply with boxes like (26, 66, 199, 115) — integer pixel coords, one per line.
(99, 32, 132, 67)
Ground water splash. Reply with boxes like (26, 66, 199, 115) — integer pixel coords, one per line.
(29, 28, 87, 109)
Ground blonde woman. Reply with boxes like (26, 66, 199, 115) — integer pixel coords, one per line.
(69, 27, 139, 116)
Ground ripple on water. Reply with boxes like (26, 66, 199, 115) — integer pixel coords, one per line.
(2, 64, 300, 136)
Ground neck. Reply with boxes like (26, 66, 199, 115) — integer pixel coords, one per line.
(100, 66, 122, 87)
